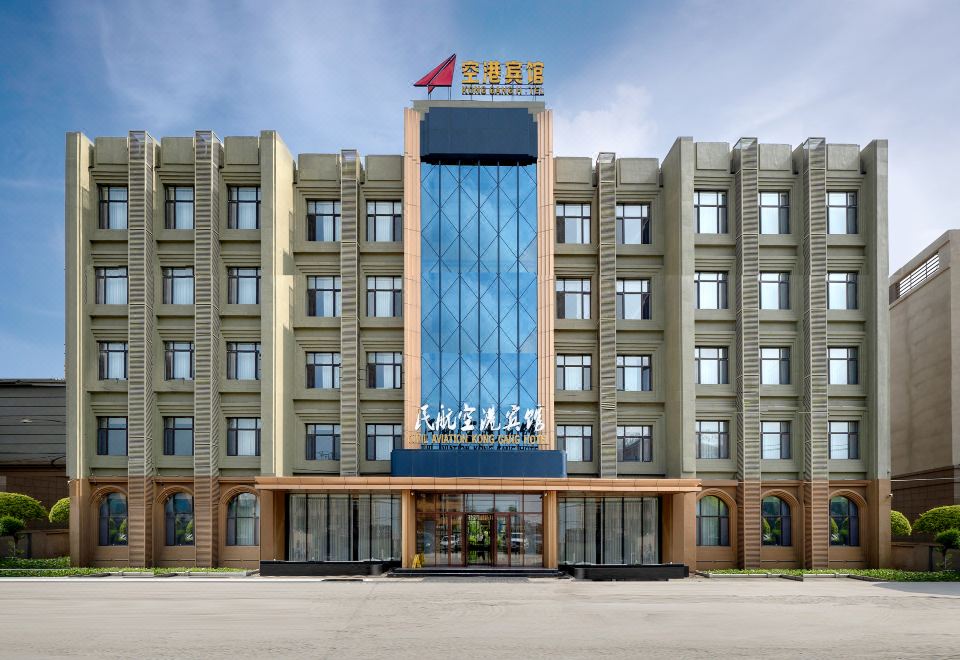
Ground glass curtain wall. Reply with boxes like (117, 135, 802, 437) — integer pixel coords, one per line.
(421, 162, 538, 417)
(558, 496, 659, 565)
(287, 493, 401, 562)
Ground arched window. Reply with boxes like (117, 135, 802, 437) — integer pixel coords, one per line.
(226, 492, 259, 546)
(98, 493, 127, 546)
(164, 493, 194, 546)
(830, 496, 860, 547)
(696, 495, 729, 546)
(761, 496, 792, 546)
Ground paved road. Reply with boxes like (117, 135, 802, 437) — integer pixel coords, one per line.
(1, 576, 959, 659)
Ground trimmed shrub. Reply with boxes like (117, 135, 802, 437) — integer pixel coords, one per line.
(914, 505, 960, 535)
(934, 529, 960, 569)
(890, 510, 912, 537)
(0, 515, 25, 537)
(0, 493, 47, 523)
(48, 497, 70, 525)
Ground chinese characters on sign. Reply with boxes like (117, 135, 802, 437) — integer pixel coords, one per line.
(460, 59, 544, 97)
(410, 403, 547, 450)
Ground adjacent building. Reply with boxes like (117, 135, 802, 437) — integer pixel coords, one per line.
(65, 100, 891, 571)
(890, 231, 960, 521)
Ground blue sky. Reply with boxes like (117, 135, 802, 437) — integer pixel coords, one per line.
(1, 0, 958, 377)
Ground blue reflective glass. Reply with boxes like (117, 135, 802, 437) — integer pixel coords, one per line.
(421, 163, 538, 421)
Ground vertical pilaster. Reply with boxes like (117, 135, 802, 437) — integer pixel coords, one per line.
(340, 150, 360, 475)
(403, 109, 423, 446)
(194, 130, 222, 567)
(597, 153, 617, 477)
(801, 138, 830, 568)
(126, 131, 156, 567)
(535, 111, 556, 447)
(735, 138, 761, 568)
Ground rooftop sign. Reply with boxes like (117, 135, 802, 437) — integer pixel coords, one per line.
(414, 55, 545, 98)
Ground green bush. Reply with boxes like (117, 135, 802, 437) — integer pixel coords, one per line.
(934, 528, 960, 569)
(0, 492, 47, 523)
(48, 497, 70, 525)
(914, 505, 960, 535)
(0, 515, 25, 537)
(890, 510, 912, 537)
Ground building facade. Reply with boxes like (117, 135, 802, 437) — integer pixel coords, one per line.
(66, 100, 891, 570)
(890, 231, 960, 521)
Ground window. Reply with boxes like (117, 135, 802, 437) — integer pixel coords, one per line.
(98, 493, 127, 546)
(696, 421, 729, 459)
(99, 186, 127, 230)
(98, 342, 127, 380)
(830, 496, 860, 546)
(226, 493, 259, 546)
(762, 496, 791, 546)
(367, 276, 402, 317)
(557, 425, 592, 462)
(557, 354, 591, 391)
(828, 272, 858, 310)
(616, 279, 651, 320)
(164, 493, 194, 546)
(226, 418, 261, 457)
(306, 424, 341, 461)
(307, 276, 341, 317)
(366, 200, 402, 242)
(696, 496, 729, 546)
(761, 421, 791, 460)
(96, 417, 127, 456)
(616, 355, 652, 392)
(228, 186, 260, 229)
(617, 425, 653, 462)
(226, 342, 261, 380)
(162, 267, 194, 305)
(829, 347, 859, 385)
(829, 421, 859, 460)
(95, 267, 127, 304)
(761, 347, 791, 385)
(306, 352, 341, 389)
(556, 278, 591, 319)
(366, 423, 402, 461)
(164, 341, 194, 380)
(759, 272, 790, 310)
(164, 186, 194, 229)
(827, 192, 857, 234)
(367, 352, 402, 389)
(616, 203, 651, 245)
(227, 267, 261, 305)
(759, 192, 789, 234)
(695, 272, 728, 310)
(556, 203, 590, 244)
(307, 200, 341, 241)
(163, 417, 194, 456)
(695, 191, 727, 234)
(695, 347, 728, 385)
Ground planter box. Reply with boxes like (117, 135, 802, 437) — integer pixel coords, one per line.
(260, 561, 398, 577)
(562, 564, 689, 581)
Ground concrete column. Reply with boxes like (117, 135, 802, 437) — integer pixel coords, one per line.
(340, 150, 361, 475)
(535, 111, 556, 447)
(543, 490, 558, 568)
(734, 138, 761, 568)
(800, 138, 830, 568)
(193, 131, 222, 567)
(597, 153, 617, 477)
(667, 491, 697, 569)
(126, 131, 157, 567)
(401, 489, 416, 568)
(258, 489, 275, 562)
(403, 109, 423, 446)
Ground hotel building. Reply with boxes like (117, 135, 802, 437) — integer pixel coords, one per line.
(65, 100, 891, 572)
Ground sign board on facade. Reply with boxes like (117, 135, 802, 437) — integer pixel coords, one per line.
(410, 403, 547, 450)
(414, 55, 545, 98)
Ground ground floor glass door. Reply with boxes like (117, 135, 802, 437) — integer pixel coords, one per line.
(466, 514, 493, 565)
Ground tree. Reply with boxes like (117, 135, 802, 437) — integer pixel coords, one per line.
(890, 510, 912, 537)
(0, 515, 25, 558)
(933, 529, 960, 570)
(0, 492, 47, 523)
(48, 497, 70, 526)
(914, 505, 960, 535)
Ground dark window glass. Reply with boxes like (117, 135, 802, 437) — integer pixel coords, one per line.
(695, 272, 727, 310)
(616, 355, 651, 392)
(616, 279, 651, 320)
(829, 421, 860, 459)
(761, 421, 791, 460)
(558, 496, 659, 565)
(288, 493, 401, 561)
(557, 425, 592, 462)
(696, 495, 730, 546)
(164, 493, 194, 546)
(306, 352, 341, 389)
(695, 347, 729, 385)
(827, 192, 857, 234)
(98, 342, 128, 380)
(165, 186, 194, 229)
(696, 420, 729, 459)
(95, 267, 128, 304)
(617, 425, 653, 462)
(227, 418, 261, 457)
(163, 416, 194, 456)
(556, 203, 590, 244)
(227, 267, 261, 304)
(694, 191, 727, 234)
(164, 341, 194, 380)
(96, 417, 127, 456)
(98, 493, 127, 546)
(366, 276, 402, 317)
(366, 200, 402, 242)
(306, 423, 341, 461)
(162, 267, 194, 305)
(307, 200, 341, 241)
(365, 423, 402, 461)
(830, 496, 860, 546)
(228, 186, 260, 229)
(759, 192, 789, 234)
(616, 203, 651, 245)
(307, 276, 342, 317)
(226, 342, 261, 380)
(99, 186, 128, 230)
(761, 496, 792, 546)
(366, 352, 402, 389)
(556, 354, 591, 391)
(226, 493, 259, 546)
(556, 279, 591, 320)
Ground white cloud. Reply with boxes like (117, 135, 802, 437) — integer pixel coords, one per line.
(553, 84, 657, 158)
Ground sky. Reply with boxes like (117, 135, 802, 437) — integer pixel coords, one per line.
(0, 0, 958, 378)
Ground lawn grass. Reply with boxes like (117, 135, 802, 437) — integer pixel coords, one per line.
(702, 568, 960, 582)
(0, 556, 246, 577)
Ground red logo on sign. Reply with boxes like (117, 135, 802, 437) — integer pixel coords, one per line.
(414, 54, 456, 93)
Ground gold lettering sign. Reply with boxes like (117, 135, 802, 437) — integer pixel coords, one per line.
(460, 59, 545, 97)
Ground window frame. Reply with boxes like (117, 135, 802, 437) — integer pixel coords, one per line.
(226, 493, 260, 546)
(307, 200, 341, 242)
(366, 276, 403, 318)
(162, 416, 194, 456)
(761, 420, 791, 460)
(306, 352, 342, 389)
(696, 420, 730, 459)
(758, 191, 789, 234)
(366, 352, 403, 389)
(616, 355, 652, 392)
(164, 341, 195, 381)
(226, 417, 262, 457)
(761, 496, 792, 546)
(694, 347, 729, 385)
(830, 496, 860, 546)
(615, 203, 651, 245)
(616, 425, 653, 462)
(226, 342, 262, 380)
(759, 272, 790, 310)
(828, 272, 859, 310)
(98, 185, 128, 230)
(696, 495, 730, 546)
(98, 493, 128, 546)
(557, 425, 593, 462)
(556, 203, 591, 244)
(98, 341, 128, 380)
(694, 191, 728, 234)
(829, 347, 859, 385)
(829, 421, 860, 460)
(556, 354, 592, 391)
(164, 492, 194, 547)
(162, 266, 195, 305)
(227, 186, 261, 230)
(827, 191, 858, 235)
(96, 416, 128, 456)
(365, 423, 402, 461)
(616, 278, 652, 320)
(227, 267, 261, 305)
(556, 278, 591, 320)
(95, 267, 128, 305)
(164, 186, 194, 230)
(306, 423, 341, 461)
(307, 276, 342, 317)
(695, 271, 728, 310)
(760, 347, 791, 385)
(366, 200, 402, 242)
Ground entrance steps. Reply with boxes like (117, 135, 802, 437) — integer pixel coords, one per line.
(389, 567, 564, 578)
